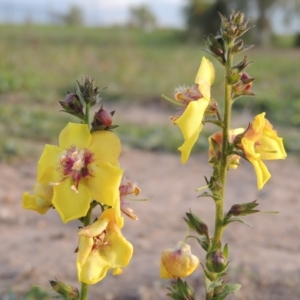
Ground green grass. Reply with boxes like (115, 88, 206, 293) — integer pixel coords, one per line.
(0, 24, 299, 159)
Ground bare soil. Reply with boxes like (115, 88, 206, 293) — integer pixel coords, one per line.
(1, 105, 300, 300)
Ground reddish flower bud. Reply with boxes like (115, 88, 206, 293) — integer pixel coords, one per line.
(95, 108, 113, 127)
(240, 72, 253, 90)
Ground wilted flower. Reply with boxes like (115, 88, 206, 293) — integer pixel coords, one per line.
(160, 241, 199, 278)
(119, 177, 140, 220)
(209, 128, 244, 169)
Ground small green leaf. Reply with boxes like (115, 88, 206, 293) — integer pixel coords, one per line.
(224, 217, 253, 227)
(198, 192, 214, 199)
(223, 243, 229, 260)
(213, 283, 242, 300)
(193, 236, 209, 251)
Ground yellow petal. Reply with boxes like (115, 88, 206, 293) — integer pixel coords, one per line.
(114, 195, 125, 229)
(89, 130, 121, 165)
(23, 182, 53, 214)
(195, 57, 215, 86)
(77, 236, 94, 267)
(22, 192, 51, 215)
(78, 217, 109, 238)
(247, 156, 271, 190)
(59, 123, 91, 150)
(175, 100, 208, 164)
(101, 227, 133, 268)
(52, 178, 91, 223)
(241, 136, 259, 160)
(87, 162, 123, 206)
(37, 145, 62, 184)
(257, 135, 287, 160)
(251, 112, 266, 133)
(195, 57, 215, 99)
(113, 268, 123, 275)
(77, 249, 110, 284)
(160, 260, 173, 278)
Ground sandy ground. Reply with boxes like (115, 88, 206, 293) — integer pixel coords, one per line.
(1, 105, 300, 300)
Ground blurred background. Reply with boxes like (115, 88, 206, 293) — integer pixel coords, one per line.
(1, 0, 300, 299)
(0, 0, 300, 159)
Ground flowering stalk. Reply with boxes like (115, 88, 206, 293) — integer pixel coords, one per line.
(212, 35, 233, 259)
(23, 77, 141, 300)
(161, 11, 286, 300)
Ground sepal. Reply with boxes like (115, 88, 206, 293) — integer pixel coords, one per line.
(167, 278, 196, 300)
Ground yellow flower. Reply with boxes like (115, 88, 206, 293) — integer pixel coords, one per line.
(174, 57, 215, 164)
(76, 208, 133, 284)
(22, 182, 53, 214)
(37, 123, 124, 223)
(241, 112, 287, 190)
(209, 128, 244, 169)
(160, 241, 199, 278)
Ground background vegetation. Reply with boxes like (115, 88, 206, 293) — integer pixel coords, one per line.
(0, 24, 299, 162)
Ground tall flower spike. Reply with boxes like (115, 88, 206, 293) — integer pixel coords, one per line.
(76, 208, 133, 284)
(240, 112, 287, 190)
(174, 57, 215, 164)
(37, 122, 124, 223)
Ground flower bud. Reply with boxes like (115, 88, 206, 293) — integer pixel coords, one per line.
(49, 280, 79, 300)
(95, 108, 113, 127)
(226, 200, 259, 217)
(184, 211, 209, 240)
(91, 106, 116, 132)
(234, 11, 245, 26)
(231, 39, 244, 55)
(206, 250, 227, 273)
(76, 77, 99, 106)
(240, 72, 254, 90)
(160, 241, 199, 278)
(59, 93, 84, 119)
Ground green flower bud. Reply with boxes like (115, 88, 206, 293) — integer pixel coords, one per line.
(59, 92, 84, 120)
(206, 250, 227, 273)
(184, 211, 209, 240)
(50, 280, 79, 300)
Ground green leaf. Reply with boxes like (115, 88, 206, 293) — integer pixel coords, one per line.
(198, 192, 214, 199)
(223, 243, 229, 260)
(224, 217, 253, 227)
(193, 236, 209, 251)
(213, 283, 242, 300)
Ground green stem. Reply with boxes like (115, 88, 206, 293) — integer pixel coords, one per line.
(84, 103, 91, 125)
(213, 45, 233, 244)
(80, 282, 89, 300)
(206, 43, 234, 300)
(79, 202, 93, 299)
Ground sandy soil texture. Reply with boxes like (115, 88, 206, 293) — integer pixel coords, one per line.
(1, 146, 300, 300)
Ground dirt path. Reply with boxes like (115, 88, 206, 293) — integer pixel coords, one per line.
(1, 146, 300, 300)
